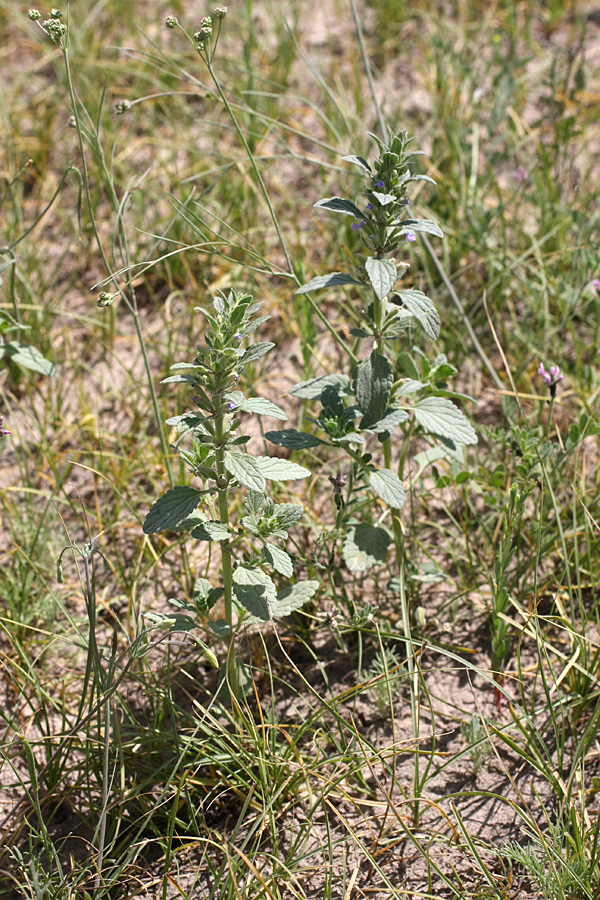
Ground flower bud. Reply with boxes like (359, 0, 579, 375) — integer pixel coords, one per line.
(28, 9, 41, 19)
(97, 292, 116, 308)
(114, 100, 132, 115)
(213, 7, 228, 18)
(50, 8, 62, 17)
(165, 15, 178, 28)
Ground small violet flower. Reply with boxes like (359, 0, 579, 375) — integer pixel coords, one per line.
(375, 180, 384, 188)
(0, 416, 10, 436)
(365, 203, 373, 211)
(405, 231, 416, 242)
(538, 363, 564, 397)
(592, 279, 600, 291)
(514, 165, 526, 182)
(351, 220, 365, 231)
(227, 401, 237, 410)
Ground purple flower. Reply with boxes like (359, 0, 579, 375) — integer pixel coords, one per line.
(235, 332, 242, 340)
(514, 165, 526, 182)
(227, 401, 237, 410)
(351, 220, 365, 231)
(0, 416, 10, 436)
(405, 231, 416, 242)
(375, 180, 384, 188)
(405, 199, 410, 205)
(538, 363, 564, 397)
(592, 279, 600, 291)
(365, 203, 373, 211)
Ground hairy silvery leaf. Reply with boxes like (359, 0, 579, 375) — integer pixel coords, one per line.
(241, 397, 287, 420)
(244, 490, 264, 515)
(398, 218, 443, 238)
(341, 154, 372, 173)
(413, 397, 477, 445)
(262, 543, 294, 578)
(255, 457, 311, 481)
(266, 429, 323, 450)
(290, 373, 351, 400)
(5, 341, 56, 376)
(335, 433, 364, 444)
(143, 485, 203, 534)
(274, 503, 304, 529)
(397, 379, 427, 396)
(354, 352, 393, 427)
(296, 272, 362, 295)
(343, 524, 391, 573)
(371, 191, 396, 206)
(193, 577, 222, 612)
(273, 580, 319, 617)
(362, 408, 409, 435)
(190, 519, 232, 542)
(369, 469, 406, 510)
(161, 373, 198, 385)
(365, 257, 397, 300)
(224, 452, 266, 492)
(239, 342, 275, 366)
(314, 197, 365, 218)
(143, 611, 196, 633)
(398, 290, 441, 340)
(233, 566, 277, 621)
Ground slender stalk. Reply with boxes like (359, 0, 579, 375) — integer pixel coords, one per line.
(213, 415, 239, 701)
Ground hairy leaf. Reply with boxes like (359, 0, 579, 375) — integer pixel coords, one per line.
(232, 566, 277, 621)
(354, 352, 393, 427)
(414, 397, 477, 445)
(143, 486, 203, 534)
(341, 154, 371, 173)
(265, 429, 323, 450)
(343, 524, 391, 573)
(397, 290, 441, 340)
(369, 469, 406, 510)
(296, 272, 362, 295)
(290, 373, 351, 400)
(262, 543, 294, 577)
(239, 342, 275, 365)
(314, 196, 365, 218)
(398, 218, 443, 238)
(255, 457, 311, 481)
(224, 452, 266, 492)
(273, 581, 319, 617)
(5, 341, 56, 376)
(365, 257, 397, 300)
(241, 397, 287, 420)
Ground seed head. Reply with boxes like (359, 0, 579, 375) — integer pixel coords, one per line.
(97, 292, 116, 308)
(165, 15, 178, 28)
(213, 7, 228, 18)
(28, 9, 41, 20)
(114, 100, 132, 115)
(50, 8, 62, 17)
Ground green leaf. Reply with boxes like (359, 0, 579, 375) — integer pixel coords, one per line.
(241, 397, 287, 420)
(290, 373, 351, 400)
(397, 290, 440, 340)
(399, 218, 443, 238)
(255, 457, 311, 481)
(369, 469, 406, 510)
(0, 309, 28, 334)
(143, 611, 196, 632)
(365, 257, 396, 300)
(413, 397, 477, 445)
(262, 543, 294, 577)
(363, 408, 409, 435)
(190, 519, 232, 541)
(239, 342, 275, 365)
(273, 581, 319, 617)
(143, 486, 203, 534)
(193, 578, 222, 612)
(354, 352, 393, 427)
(341, 154, 371, 173)
(5, 341, 56, 376)
(295, 272, 362, 295)
(314, 197, 365, 218)
(343, 524, 390, 573)
(265, 429, 323, 450)
(224, 452, 266, 491)
(232, 566, 277, 621)
(274, 503, 304, 529)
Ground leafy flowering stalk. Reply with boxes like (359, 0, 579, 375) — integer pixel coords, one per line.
(143, 291, 317, 697)
(538, 361, 564, 441)
(268, 128, 477, 592)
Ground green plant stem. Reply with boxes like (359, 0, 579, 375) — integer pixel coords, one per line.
(213, 419, 239, 700)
